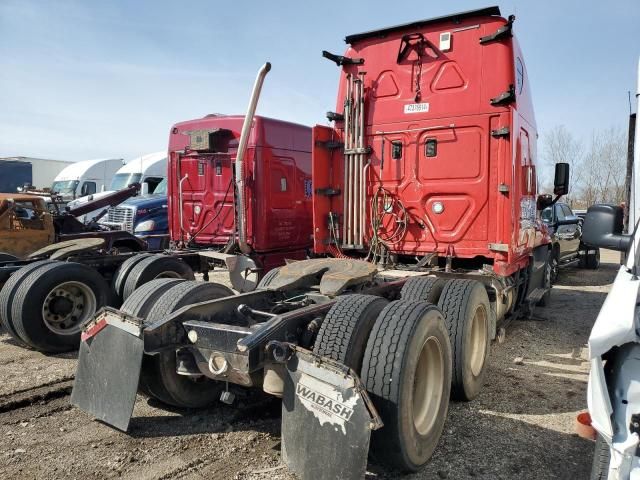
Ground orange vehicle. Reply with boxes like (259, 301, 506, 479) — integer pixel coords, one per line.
(0, 194, 55, 259)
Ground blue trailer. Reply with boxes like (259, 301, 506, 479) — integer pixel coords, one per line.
(0, 160, 32, 193)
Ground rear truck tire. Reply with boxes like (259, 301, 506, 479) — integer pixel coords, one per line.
(141, 281, 234, 408)
(120, 278, 186, 318)
(119, 278, 186, 398)
(312, 294, 388, 371)
(112, 253, 154, 300)
(401, 276, 446, 303)
(0, 259, 57, 345)
(437, 279, 491, 401)
(361, 300, 452, 472)
(11, 262, 113, 352)
(590, 435, 610, 480)
(537, 250, 552, 307)
(122, 254, 195, 301)
(0, 253, 19, 262)
(257, 266, 281, 289)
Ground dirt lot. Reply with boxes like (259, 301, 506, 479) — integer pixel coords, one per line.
(0, 252, 619, 480)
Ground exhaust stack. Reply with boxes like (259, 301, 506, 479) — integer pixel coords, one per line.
(236, 62, 271, 254)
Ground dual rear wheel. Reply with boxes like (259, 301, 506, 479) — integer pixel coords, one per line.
(113, 254, 195, 303)
(402, 277, 491, 401)
(0, 260, 114, 352)
(0, 253, 197, 352)
(313, 276, 490, 471)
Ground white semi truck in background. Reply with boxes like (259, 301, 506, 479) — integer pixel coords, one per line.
(579, 59, 640, 479)
(67, 152, 167, 223)
(50, 158, 123, 202)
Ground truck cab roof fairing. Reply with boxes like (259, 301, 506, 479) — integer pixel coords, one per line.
(344, 6, 502, 44)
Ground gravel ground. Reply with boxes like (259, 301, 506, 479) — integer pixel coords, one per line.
(0, 252, 619, 479)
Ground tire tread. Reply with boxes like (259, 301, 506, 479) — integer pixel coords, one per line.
(437, 279, 490, 401)
(313, 294, 387, 368)
(400, 276, 445, 303)
(12, 262, 111, 352)
(0, 260, 56, 344)
(361, 300, 451, 471)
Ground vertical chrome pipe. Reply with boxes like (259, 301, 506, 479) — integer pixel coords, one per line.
(349, 77, 359, 247)
(348, 75, 354, 246)
(351, 79, 359, 246)
(357, 78, 365, 246)
(236, 62, 271, 254)
(343, 74, 352, 245)
(178, 173, 189, 242)
(359, 72, 367, 247)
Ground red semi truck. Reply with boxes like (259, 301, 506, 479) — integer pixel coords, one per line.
(167, 114, 312, 277)
(73, 7, 568, 479)
(0, 111, 312, 353)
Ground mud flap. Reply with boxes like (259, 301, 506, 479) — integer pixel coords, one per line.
(280, 348, 382, 480)
(197, 250, 260, 292)
(70, 308, 144, 432)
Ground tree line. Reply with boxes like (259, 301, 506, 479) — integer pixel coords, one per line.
(539, 124, 631, 208)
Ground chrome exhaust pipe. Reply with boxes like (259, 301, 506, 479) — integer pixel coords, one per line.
(236, 62, 271, 254)
(178, 173, 189, 242)
(358, 72, 366, 248)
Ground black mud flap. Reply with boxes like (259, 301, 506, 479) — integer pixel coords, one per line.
(70, 308, 144, 432)
(281, 348, 382, 480)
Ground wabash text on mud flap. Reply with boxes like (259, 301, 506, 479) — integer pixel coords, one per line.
(296, 383, 355, 421)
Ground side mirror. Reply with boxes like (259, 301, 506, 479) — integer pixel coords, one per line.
(141, 183, 149, 195)
(582, 204, 632, 252)
(554, 163, 570, 196)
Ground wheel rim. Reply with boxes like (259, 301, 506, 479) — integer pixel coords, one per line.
(468, 305, 488, 377)
(42, 281, 97, 335)
(154, 271, 183, 279)
(412, 336, 445, 435)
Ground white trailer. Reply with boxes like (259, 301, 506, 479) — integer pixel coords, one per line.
(0, 156, 74, 190)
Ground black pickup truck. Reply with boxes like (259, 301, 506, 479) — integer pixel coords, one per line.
(542, 202, 600, 281)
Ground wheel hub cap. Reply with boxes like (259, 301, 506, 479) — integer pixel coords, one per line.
(42, 282, 97, 335)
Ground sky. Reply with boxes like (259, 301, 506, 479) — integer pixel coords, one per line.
(1, 0, 638, 162)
